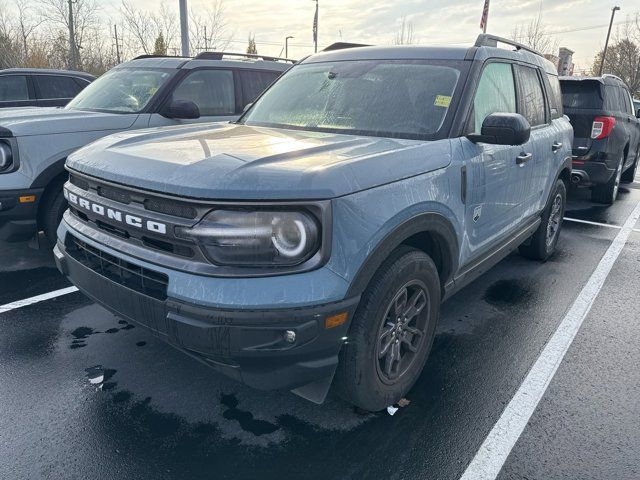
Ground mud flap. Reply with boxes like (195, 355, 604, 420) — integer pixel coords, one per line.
(291, 373, 335, 404)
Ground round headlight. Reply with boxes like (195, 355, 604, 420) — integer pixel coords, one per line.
(180, 209, 321, 267)
(272, 217, 308, 258)
(0, 143, 12, 171)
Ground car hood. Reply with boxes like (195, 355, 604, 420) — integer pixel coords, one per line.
(67, 123, 453, 200)
(0, 107, 139, 137)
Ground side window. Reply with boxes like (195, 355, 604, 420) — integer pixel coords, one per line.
(546, 74, 563, 119)
(604, 86, 625, 113)
(34, 75, 82, 99)
(469, 62, 516, 134)
(516, 66, 547, 127)
(239, 70, 280, 109)
(621, 87, 633, 115)
(172, 69, 235, 116)
(0, 75, 29, 101)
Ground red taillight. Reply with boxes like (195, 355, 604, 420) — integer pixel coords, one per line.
(591, 116, 615, 139)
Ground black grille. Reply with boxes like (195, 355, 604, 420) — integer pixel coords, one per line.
(144, 198, 197, 219)
(69, 175, 89, 191)
(67, 235, 168, 300)
(98, 185, 131, 204)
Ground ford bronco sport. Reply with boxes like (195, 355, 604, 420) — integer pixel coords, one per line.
(0, 53, 289, 245)
(56, 35, 573, 411)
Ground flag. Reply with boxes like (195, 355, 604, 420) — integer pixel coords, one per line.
(312, 2, 319, 45)
(480, 0, 490, 32)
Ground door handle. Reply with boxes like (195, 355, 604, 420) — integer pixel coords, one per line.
(552, 141, 563, 152)
(516, 152, 532, 165)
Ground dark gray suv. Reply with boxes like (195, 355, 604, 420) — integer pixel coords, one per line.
(0, 68, 95, 108)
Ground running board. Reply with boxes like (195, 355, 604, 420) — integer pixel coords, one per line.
(444, 217, 541, 300)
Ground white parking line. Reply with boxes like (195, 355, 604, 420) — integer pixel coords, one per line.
(564, 217, 640, 233)
(459, 199, 640, 480)
(563, 217, 622, 229)
(0, 286, 79, 314)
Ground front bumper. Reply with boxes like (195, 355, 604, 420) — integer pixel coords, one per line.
(0, 188, 43, 242)
(54, 226, 360, 395)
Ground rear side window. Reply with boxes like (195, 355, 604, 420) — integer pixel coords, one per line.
(239, 70, 280, 108)
(603, 86, 626, 113)
(0, 75, 29, 101)
(546, 74, 563, 119)
(620, 87, 633, 115)
(516, 65, 546, 127)
(469, 62, 516, 134)
(172, 69, 235, 116)
(560, 80, 603, 109)
(34, 75, 82, 99)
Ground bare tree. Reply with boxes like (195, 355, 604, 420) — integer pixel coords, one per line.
(591, 19, 640, 96)
(38, 0, 101, 69)
(511, 16, 558, 55)
(0, 1, 24, 67)
(15, 0, 44, 63)
(120, 1, 177, 56)
(394, 16, 414, 45)
(189, 1, 231, 53)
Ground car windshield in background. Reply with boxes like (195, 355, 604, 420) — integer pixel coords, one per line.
(66, 68, 174, 113)
(561, 80, 603, 109)
(242, 60, 462, 139)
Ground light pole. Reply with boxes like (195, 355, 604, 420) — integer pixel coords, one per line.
(285, 36, 294, 58)
(599, 6, 620, 76)
(312, 0, 318, 53)
(179, 0, 189, 57)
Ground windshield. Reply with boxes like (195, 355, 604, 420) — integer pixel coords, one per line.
(66, 68, 174, 113)
(241, 60, 462, 139)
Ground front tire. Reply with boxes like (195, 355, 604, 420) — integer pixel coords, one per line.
(41, 181, 67, 247)
(334, 246, 440, 411)
(519, 179, 566, 261)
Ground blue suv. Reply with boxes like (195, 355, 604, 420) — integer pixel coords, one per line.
(55, 35, 572, 411)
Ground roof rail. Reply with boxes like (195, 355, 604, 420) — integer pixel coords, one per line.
(322, 42, 371, 52)
(132, 54, 186, 60)
(602, 73, 624, 82)
(193, 51, 296, 63)
(474, 34, 543, 58)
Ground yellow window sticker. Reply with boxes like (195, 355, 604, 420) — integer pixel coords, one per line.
(434, 95, 452, 108)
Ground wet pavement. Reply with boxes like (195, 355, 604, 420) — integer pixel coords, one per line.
(1, 181, 640, 480)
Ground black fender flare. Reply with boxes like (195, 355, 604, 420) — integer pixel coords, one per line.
(346, 212, 459, 298)
(30, 157, 68, 189)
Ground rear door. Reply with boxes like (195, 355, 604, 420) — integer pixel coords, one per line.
(0, 74, 35, 108)
(237, 69, 280, 111)
(514, 64, 555, 216)
(33, 74, 85, 107)
(619, 86, 640, 168)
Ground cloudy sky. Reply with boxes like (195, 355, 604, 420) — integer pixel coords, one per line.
(101, 0, 639, 72)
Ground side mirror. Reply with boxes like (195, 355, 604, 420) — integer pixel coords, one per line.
(162, 100, 200, 120)
(243, 102, 253, 113)
(467, 113, 531, 146)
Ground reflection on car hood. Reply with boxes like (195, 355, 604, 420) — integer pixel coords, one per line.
(67, 123, 453, 200)
(0, 107, 139, 137)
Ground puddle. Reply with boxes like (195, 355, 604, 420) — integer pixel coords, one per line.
(221, 393, 280, 436)
(484, 279, 532, 306)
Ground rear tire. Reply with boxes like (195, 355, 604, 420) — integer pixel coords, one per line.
(592, 155, 623, 204)
(334, 246, 440, 411)
(620, 150, 639, 184)
(519, 179, 566, 261)
(41, 181, 67, 247)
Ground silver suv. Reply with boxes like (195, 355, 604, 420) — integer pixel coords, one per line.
(0, 52, 290, 244)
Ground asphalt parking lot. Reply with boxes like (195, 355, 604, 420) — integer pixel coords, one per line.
(2, 180, 640, 480)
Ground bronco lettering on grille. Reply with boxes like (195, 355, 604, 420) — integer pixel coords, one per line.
(64, 187, 167, 235)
